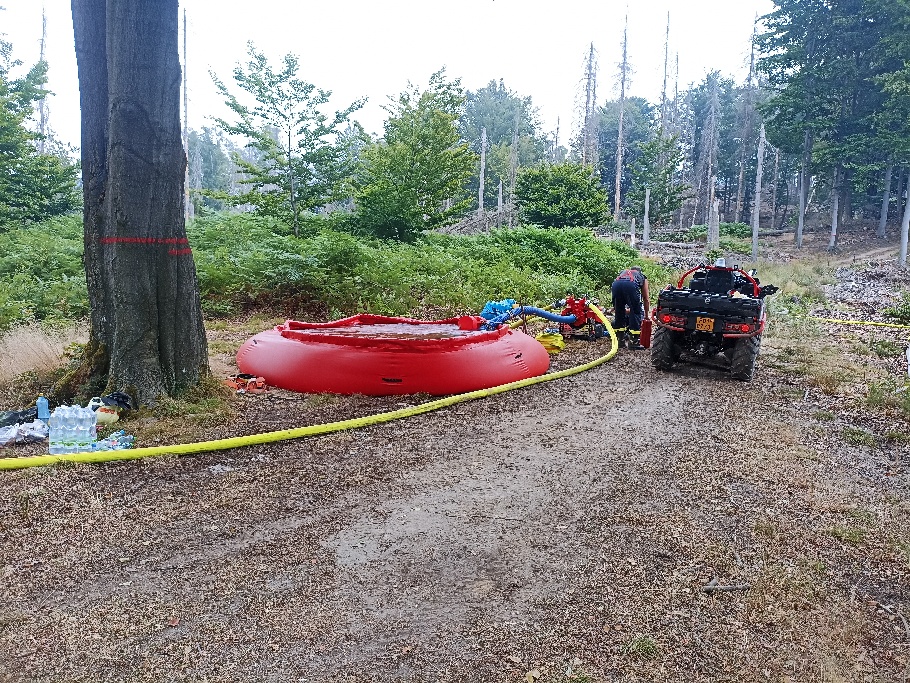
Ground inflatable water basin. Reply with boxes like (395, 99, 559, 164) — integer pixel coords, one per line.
(236, 314, 551, 396)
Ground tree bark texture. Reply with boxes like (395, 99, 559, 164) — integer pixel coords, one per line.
(72, 0, 208, 405)
(829, 166, 841, 251)
(707, 199, 720, 249)
(900, 186, 910, 267)
(796, 131, 813, 249)
(478, 127, 486, 219)
(751, 124, 766, 263)
(642, 187, 650, 246)
(878, 164, 893, 239)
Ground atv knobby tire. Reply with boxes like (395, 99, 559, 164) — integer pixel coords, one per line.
(730, 334, 761, 381)
(650, 325, 676, 371)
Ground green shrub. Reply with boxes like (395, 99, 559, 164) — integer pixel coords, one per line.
(0, 213, 671, 330)
(884, 291, 910, 324)
(0, 215, 88, 331)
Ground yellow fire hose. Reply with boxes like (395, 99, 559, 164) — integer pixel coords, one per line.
(0, 305, 618, 471)
(808, 316, 910, 330)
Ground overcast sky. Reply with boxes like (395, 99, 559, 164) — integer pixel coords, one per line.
(2, 0, 774, 151)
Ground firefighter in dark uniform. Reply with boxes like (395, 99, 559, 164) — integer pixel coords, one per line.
(611, 265, 650, 349)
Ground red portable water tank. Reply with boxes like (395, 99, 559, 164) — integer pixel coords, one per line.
(236, 314, 551, 396)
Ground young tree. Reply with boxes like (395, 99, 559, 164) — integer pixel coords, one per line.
(354, 70, 476, 241)
(515, 162, 608, 229)
(0, 38, 79, 228)
(71, 0, 207, 405)
(212, 44, 364, 236)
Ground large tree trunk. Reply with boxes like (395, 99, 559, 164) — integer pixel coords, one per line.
(72, 0, 208, 406)
(751, 124, 766, 262)
(796, 130, 813, 249)
(900, 185, 910, 267)
(878, 164, 893, 239)
(829, 166, 841, 251)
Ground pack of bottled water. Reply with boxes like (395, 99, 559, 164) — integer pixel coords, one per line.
(48, 405, 97, 454)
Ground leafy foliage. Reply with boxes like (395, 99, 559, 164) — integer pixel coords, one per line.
(0, 209, 665, 333)
(625, 134, 690, 226)
(211, 43, 364, 236)
(459, 79, 549, 209)
(354, 70, 476, 242)
(515, 163, 608, 228)
(190, 215, 660, 317)
(0, 215, 88, 330)
(0, 39, 80, 229)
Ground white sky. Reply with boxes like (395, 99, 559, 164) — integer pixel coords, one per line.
(1, 0, 774, 151)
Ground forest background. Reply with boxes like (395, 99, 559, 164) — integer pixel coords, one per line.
(1, 0, 909, 334)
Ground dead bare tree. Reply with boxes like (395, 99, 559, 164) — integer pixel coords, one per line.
(770, 147, 780, 228)
(878, 164, 893, 239)
(752, 124, 766, 262)
(643, 187, 651, 245)
(708, 198, 720, 249)
(613, 15, 629, 222)
(829, 165, 842, 250)
(37, 7, 48, 153)
(900, 182, 909, 266)
(692, 77, 720, 227)
(507, 114, 519, 228)
(660, 12, 670, 135)
(581, 43, 599, 166)
(735, 19, 758, 223)
(478, 126, 486, 220)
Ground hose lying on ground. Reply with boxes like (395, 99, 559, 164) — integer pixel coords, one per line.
(0, 305, 618, 471)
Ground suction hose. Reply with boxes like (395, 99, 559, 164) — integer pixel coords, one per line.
(485, 306, 577, 328)
(0, 305, 618, 471)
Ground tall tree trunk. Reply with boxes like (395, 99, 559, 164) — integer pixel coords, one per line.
(900, 184, 910, 267)
(770, 148, 780, 228)
(582, 43, 598, 166)
(878, 164, 893, 239)
(497, 179, 503, 228)
(38, 8, 48, 154)
(288, 127, 298, 237)
(72, 0, 208, 405)
(507, 116, 519, 229)
(477, 126, 486, 219)
(796, 130, 813, 249)
(643, 187, 651, 245)
(901, 167, 909, 225)
(751, 124, 766, 262)
(659, 13, 669, 135)
(613, 16, 628, 222)
(707, 198, 720, 249)
(828, 166, 841, 251)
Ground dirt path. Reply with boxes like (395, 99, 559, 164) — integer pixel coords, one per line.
(2, 332, 909, 682)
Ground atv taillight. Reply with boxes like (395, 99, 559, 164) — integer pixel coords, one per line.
(723, 321, 753, 333)
(661, 314, 672, 324)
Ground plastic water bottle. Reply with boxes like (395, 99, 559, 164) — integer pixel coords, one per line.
(83, 406, 97, 450)
(48, 408, 62, 455)
(60, 406, 77, 454)
(37, 395, 50, 424)
(71, 405, 97, 452)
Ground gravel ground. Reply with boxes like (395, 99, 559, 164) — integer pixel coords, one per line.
(1, 232, 909, 682)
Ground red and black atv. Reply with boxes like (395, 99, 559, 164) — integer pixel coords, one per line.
(650, 260, 778, 381)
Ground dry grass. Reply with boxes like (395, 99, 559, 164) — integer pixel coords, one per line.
(0, 323, 86, 379)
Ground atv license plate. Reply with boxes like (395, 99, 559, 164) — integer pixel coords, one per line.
(695, 316, 715, 332)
